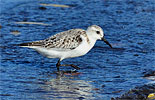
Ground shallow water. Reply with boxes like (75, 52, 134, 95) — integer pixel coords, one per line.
(0, 0, 155, 100)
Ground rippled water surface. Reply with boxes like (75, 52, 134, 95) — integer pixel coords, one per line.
(0, 0, 155, 100)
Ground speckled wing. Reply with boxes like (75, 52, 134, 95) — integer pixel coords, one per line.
(20, 29, 86, 50)
(43, 29, 86, 50)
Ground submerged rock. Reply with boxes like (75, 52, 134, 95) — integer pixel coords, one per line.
(112, 84, 155, 100)
(143, 71, 155, 78)
(39, 6, 47, 10)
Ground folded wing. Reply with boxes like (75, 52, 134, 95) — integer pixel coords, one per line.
(19, 29, 86, 50)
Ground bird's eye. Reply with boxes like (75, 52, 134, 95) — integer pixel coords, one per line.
(96, 31, 100, 34)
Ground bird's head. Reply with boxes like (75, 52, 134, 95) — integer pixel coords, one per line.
(86, 25, 112, 48)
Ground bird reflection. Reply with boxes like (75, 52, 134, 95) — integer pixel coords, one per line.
(41, 71, 94, 100)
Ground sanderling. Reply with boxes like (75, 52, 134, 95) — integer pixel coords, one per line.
(20, 25, 112, 71)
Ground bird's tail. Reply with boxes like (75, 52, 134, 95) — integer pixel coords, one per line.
(18, 41, 43, 47)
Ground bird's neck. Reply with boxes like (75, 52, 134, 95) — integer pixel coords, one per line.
(86, 31, 97, 49)
(88, 36, 97, 49)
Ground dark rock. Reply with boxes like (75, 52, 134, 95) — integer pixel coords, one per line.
(137, 42, 144, 45)
(102, 85, 105, 88)
(39, 6, 47, 10)
(112, 84, 155, 100)
(143, 71, 155, 77)
(114, 76, 121, 78)
(134, 54, 139, 56)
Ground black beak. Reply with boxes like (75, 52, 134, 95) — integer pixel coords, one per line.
(101, 37, 112, 48)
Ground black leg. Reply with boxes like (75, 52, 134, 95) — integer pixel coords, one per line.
(56, 59, 80, 71)
(56, 59, 61, 72)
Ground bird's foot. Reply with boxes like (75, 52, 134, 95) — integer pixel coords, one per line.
(70, 64, 80, 70)
(61, 64, 80, 70)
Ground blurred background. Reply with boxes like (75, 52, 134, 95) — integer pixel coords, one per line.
(0, 0, 155, 100)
